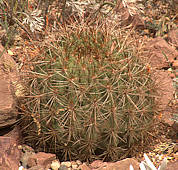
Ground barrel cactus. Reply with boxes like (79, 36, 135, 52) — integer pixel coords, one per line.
(20, 23, 159, 162)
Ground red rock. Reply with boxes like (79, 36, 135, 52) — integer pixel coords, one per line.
(27, 152, 56, 169)
(78, 163, 91, 170)
(0, 43, 21, 128)
(152, 70, 175, 111)
(96, 158, 140, 170)
(90, 160, 107, 169)
(0, 127, 21, 170)
(0, 78, 17, 127)
(144, 37, 178, 69)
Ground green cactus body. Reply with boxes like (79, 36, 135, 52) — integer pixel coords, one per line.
(21, 26, 158, 161)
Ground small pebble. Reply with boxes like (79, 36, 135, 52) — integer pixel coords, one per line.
(18, 145, 23, 150)
(72, 164, 78, 169)
(61, 161, 72, 168)
(18, 166, 25, 170)
(51, 160, 60, 170)
(71, 161, 78, 169)
(76, 160, 82, 166)
(59, 165, 68, 170)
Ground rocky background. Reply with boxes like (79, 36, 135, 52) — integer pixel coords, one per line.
(0, 0, 177, 169)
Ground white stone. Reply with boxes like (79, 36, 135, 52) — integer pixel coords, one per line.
(61, 161, 72, 168)
(18, 166, 24, 170)
(72, 164, 78, 169)
(71, 161, 78, 169)
(76, 160, 82, 166)
(51, 160, 60, 170)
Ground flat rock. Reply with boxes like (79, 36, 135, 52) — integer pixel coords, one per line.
(0, 78, 17, 127)
(95, 158, 140, 170)
(78, 163, 91, 170)
(0, 127, 21, 170)
(27, 152, 56, 169)
(0, 43, 20, 128)
(152, 70, 175, 111)
(90, 160, 107, 169)
(151, 69, 176, 126)
(144, 37, 178, 69)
